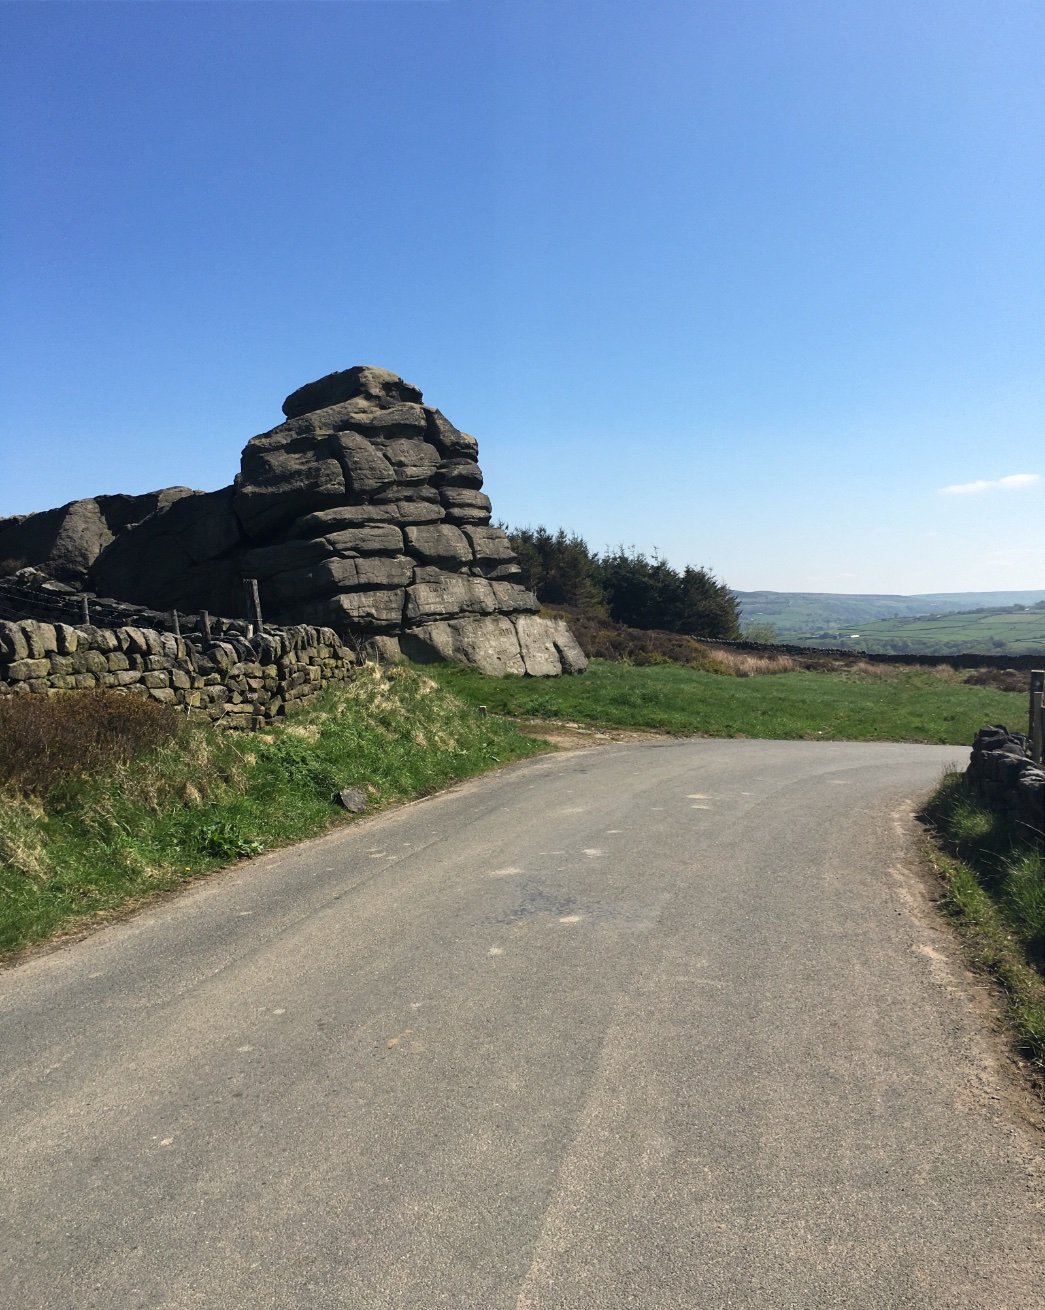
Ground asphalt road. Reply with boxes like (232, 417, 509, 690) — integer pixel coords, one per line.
(1, 739, 1042, 1309)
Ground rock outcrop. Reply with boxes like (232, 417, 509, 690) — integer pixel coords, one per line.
(0, 368, 586, 676)
(0, 489, 197, 587)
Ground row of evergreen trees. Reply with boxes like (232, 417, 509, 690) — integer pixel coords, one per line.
(505, 526, 741, 640)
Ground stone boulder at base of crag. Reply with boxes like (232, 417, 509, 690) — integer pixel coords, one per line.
(1, 367, 586, 677)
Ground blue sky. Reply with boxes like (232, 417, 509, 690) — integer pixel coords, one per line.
(1, 0, 1042, 594)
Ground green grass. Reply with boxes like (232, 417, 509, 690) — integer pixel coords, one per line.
(427, 658, 1026, 744)
(0, 666, 546, 958)
(923, 773, 1045, 1072)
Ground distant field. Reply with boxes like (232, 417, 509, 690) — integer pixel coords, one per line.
(737, 589, 1045, 642)
(793, 607, 1045, 656)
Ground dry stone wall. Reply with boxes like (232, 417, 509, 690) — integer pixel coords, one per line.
(0, 616, 357, 727)
(701, 636, 1045, 672)
(965, 725, 1045, 847)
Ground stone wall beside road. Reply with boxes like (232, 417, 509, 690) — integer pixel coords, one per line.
(965, 725, 1045, 846)
(0, 617, 357, 727)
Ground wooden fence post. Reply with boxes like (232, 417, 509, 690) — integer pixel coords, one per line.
(168, 609, 181, 637)
(1031, 670, 1044, 765)
(200, 610, 212, 642)
(81, 596, 90, 625)
(243, 578, 263, 634)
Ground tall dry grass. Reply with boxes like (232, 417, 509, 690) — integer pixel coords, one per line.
(704, 648, 798, 677)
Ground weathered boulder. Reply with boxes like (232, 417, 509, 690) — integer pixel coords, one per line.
(1, 367, 586, 675)
(400, 613, 587, 678)
(282, 366, 423, 420)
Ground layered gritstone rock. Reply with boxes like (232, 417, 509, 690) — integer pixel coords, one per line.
(1, 367, 586, 676)
(226, 367, 585, 675)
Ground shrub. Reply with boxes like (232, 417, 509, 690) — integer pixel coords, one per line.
(0, 690, 183, 796)
(504, 525, 741, 639)
(545, 607, 728, 672)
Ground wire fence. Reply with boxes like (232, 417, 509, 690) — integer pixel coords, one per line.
(0, 578, 175, 630)
(0, 577, 259, 642)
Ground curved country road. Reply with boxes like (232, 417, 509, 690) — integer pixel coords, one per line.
(1, 740, 1042, 1308)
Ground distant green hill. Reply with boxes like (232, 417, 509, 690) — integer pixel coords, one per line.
(736, 590, 1045, 655)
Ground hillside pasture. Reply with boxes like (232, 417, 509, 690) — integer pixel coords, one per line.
(428, 659, 1027, 745)
(794, 607, 1045, 656)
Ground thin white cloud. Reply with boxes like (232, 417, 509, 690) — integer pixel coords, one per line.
(938, 472, 1040, 496)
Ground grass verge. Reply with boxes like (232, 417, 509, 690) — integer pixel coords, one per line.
(922, 772, 1045, 1076)
(427, 658, 1025, 744)
(0, 666, 547, 960)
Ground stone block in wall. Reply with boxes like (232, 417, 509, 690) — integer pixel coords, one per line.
(205, 643, 237, 671)
(80, 650, 110, 676)
(49, 655, 75, 675)
(1015, 770, 1044, 835)
(6, 657, 51, 681)
(997, 754, 1029, 797)
(0, 622, 29, 661)
(107, 652, 130, 671)
(142, 630, 164, 656)
(55, 624, 79, 654)
(120, 627, 150, 655)
(148, 687, 176, 704)
(141, 671, 170, 689)
(21, 622, 59, 658)
(159, 633, 184, 660)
